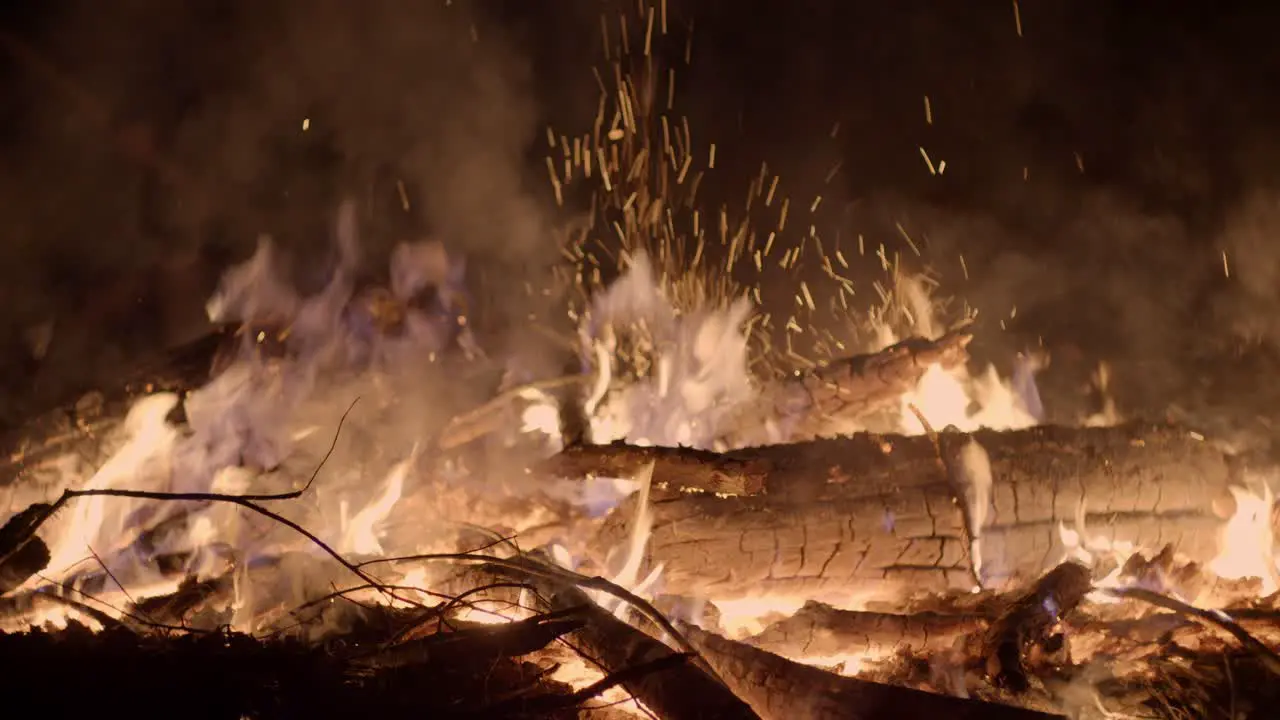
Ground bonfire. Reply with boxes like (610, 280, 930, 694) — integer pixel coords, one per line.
(2, 2, 1278, 719)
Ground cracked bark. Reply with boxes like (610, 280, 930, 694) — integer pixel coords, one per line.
(578, 424, 1235, 604)
(745, 600, 985, 658)
(679, 620, 1066, 720)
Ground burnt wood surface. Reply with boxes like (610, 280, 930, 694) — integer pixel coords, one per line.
(549, 584, 760, 720)
(679, 620, 1066, 720)
(729, 325, 973, 444)
(578, 424, 1235, 604)
(746, 600, 985, 659)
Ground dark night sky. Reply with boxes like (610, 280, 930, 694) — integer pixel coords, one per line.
(2, 0, 1280, 427)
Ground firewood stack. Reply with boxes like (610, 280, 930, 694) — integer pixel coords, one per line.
(0, 327, 1278, 719)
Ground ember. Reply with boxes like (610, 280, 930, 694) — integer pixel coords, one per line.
(2, 2, 1278, 719)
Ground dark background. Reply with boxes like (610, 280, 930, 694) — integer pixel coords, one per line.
(1, 0, 1279, 434)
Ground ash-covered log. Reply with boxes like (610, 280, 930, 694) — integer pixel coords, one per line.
(679, 620, 1065, 720)
(576, 424, 1233, 604)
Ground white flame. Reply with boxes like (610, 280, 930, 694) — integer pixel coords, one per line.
(1210, 484, 1279, 594)
(881, 275, 1043, 434)
(582, 253, 755, 450)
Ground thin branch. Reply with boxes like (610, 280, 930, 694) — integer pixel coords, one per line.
(1102, 585, 1280, 676)
(354, 551, 714, 679)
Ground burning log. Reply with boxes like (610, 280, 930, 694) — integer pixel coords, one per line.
(442, 327, 971, 452)
(0, 328, 229, 486)
(577, 424, 1234, 604)
(730, 325, 973, 443)
(0, 503, 51, 595)
(679, 620, 1065, 720)
(547, 583, 761, 719)
(745, 600, 985, 658)
(976, 562, 1092, 690)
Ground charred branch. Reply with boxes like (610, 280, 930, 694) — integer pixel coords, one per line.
(350, 608, 583, 671)
(976, 562, 1093, 691)
(0, 503, 51, 595)
(547, 583, 760, 720)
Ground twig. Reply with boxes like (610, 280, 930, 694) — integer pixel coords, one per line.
(474, 652, 692, 717)
(355, 551, 716, 679)
(86, 545, 146, 622)
(1101, 585, 1280, 676)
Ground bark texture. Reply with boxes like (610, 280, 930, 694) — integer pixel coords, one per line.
(582, 424, 1234, 604)
(680, 620, 1066, 720)
(732, 326, 973, 443)
(548, 584, 761, 720)
(746, 601, 984, 658)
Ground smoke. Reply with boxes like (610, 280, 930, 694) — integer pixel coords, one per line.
(4, 0, 1280, 443)
(0, 0, 564, 427)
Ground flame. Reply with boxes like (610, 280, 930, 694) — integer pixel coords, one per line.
(1210, 484, 1279, 594)
(871, 274, 1043, 436)
(340, 445, 417, 556)
(36, 394, 180, 588)
(581, 252, 755, 450)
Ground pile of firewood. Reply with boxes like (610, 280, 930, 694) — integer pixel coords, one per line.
(2, 328, 1279, 719)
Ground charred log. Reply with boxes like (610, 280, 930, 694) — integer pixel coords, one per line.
(0, 619, 590, 719)
(745, 600, 985, 658)
(729, 325, 973, 443)
(0, 328, 230, 487)
(976, 562, 1092, 691)
(578, 424, 1234, 604)
(679, 620, 1065, 720)
(548, 584, 760, 720)
(0, 502, 51, 596)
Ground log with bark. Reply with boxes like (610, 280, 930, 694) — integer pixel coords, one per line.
(745, 600, 985, 658)
(726, 325, 973, 444)
(0, 328, 231, 487)
(678, 619, 1066, 720)
(443, 327, 972, 452)
(546, 584, 760, 720)
(566, 423, 1235, 605)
